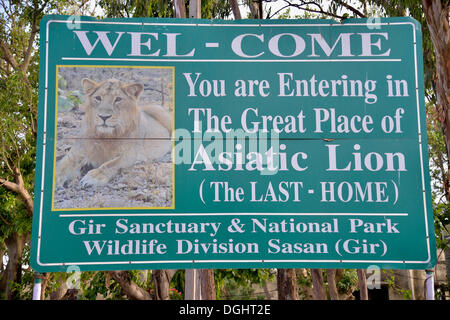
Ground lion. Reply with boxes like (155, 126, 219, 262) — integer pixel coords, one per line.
(55, 78, 172, 188)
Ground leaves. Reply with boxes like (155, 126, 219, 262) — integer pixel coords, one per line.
(99, 0, 231, 19)
(215, 268, 274, 299)
(0, 0, 56, 300)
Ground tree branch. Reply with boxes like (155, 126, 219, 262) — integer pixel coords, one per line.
(0, 177, 20, 194)
(281, 0, 346, 20)
(0, 137, 15, 175)
(0, 0, 11, 19)
(0, 167, 34, 216)
(37, 0, 50, 15)
(22, 23, 38, 73)
(0, 38, 20, 71)
(334, 0, 366, 18)
(267, 4, 291, 19)
(109, 271, 152, 300)
(0, 213, 13, 226)
(326, 269, 339, 300)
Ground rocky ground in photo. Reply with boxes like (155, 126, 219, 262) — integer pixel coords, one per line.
(53, 67, 173, 209)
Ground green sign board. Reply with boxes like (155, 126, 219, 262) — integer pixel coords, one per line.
(31, 15, 436, 272)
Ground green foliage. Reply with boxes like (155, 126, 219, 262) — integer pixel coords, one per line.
(0, 194, 30, 240)
(99, 0, 173, 18)
(79, 271, 123, 300)
(169, 287, 183, 299)
(170, 269, 185, 297)
(384, 270, 413, 300)
(336, 269, 358, 294)
(367, 0, 436, 94)
(0, 1, 65, 299)
(433, 202, 450, 251)
(5, 243, 33, 299)
(426, 101, 450, 251)
(9, 265, 34, 300)
(275, 8, 292, 19)
(99, 0, 231, 19)
(200, 0, 231, 19)
(435, 283, 449, 300)
(296, 269, 313, 299)
(215, 269, 274, 300)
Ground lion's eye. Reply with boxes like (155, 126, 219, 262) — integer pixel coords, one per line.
(114, 97, 122, 103)
(94, 96, 102, 102)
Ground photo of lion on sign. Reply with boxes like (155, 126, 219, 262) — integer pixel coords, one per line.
(53, 66, 173, 210)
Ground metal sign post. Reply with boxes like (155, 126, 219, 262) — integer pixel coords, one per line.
(32, 274, 42, 300)
(425, 269, 435, 300)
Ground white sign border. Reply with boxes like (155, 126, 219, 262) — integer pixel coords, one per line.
(35, 19, 432, 268)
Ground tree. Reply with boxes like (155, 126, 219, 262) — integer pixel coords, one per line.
(277, 269, 298, 300)
(0, 0, 58, 299)
(422, 1, 450, 162)
(310, 269, 327, 300)
(420, 3, 450, 285)
(369, 0, 450, 296)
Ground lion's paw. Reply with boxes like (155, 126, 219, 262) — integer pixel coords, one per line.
(80, 169, 110, 188)
(54, 175, 66, 189)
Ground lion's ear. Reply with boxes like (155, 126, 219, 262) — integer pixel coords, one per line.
(124, 83, 144, 100)
(81, 78, 98, 95)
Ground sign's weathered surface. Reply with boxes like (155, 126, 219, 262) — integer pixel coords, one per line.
(31, 15, 436, 272)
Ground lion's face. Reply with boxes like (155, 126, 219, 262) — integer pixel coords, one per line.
(81, 78, 143, 138)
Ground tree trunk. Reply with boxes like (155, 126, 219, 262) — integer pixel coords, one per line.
(357, 269, 368, 300)
(263, 280, 272, 300)
(310, 269, 327, 300)
(422, 0, 450, 160)
(174, 0, 186, 18)
(230, 0, 241, 19)
(0, 233, 27, 299)
(40, 273, 51, 300)
(200, 269, 216, 300)
(258, 0, 263, 19)
(152, 269, 177, 300)
(326, 269, 339, 300)
(0, 246, 4, 273)
(189, 0, 201, 19)
(247, 0, 260, 19)
(296, 269, 314, 299)
(109, 271, 152, 300)
(277, 269, 298, 300)
(422, 1, 450, 287)
(50, 274, 68, 300)
(445, 237, 450, 287)
(61, 289, 79, 300)
(0, 168, 34, 216)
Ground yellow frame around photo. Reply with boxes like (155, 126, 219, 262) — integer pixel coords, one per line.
(51, 65, 175, 211)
